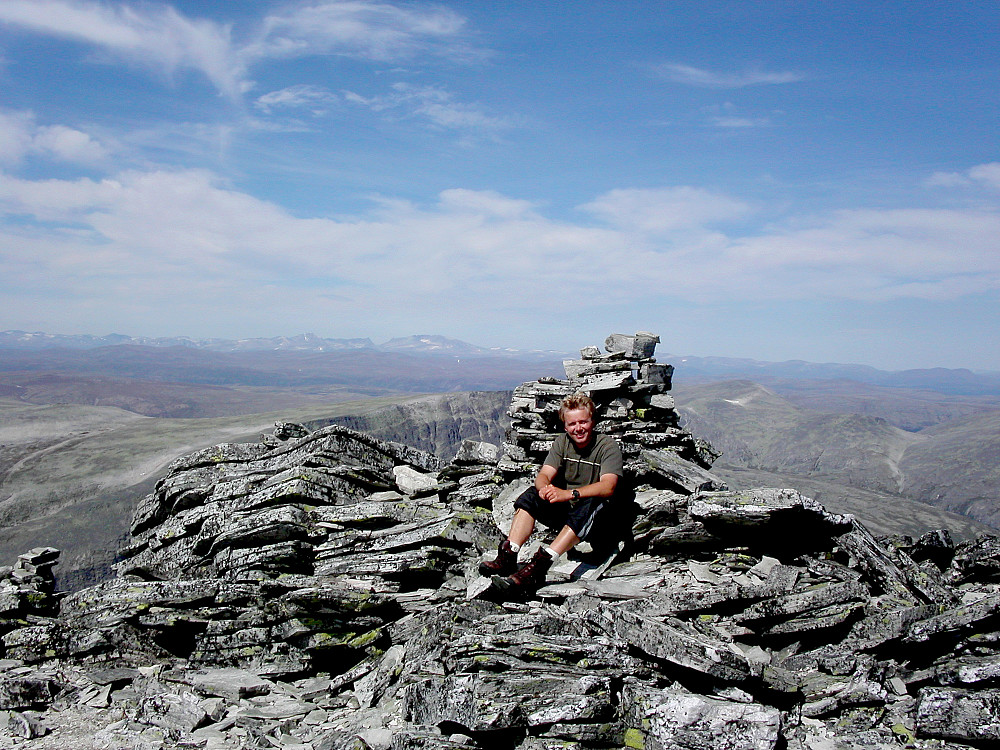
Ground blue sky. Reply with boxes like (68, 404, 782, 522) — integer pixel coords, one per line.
(1, 1, 998, 370)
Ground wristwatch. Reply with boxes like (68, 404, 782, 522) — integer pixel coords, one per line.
(571, 489, 581, 506)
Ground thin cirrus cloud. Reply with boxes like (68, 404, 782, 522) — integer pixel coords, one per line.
(254, 84, 340, 115)
(708, 115, 773, 128)
(0, 0, 248, 98)
(244, 1, 480, 63)
(0, 0, 482, 100)
(343, 82, 513, 131)
(655, 62, 804, 88)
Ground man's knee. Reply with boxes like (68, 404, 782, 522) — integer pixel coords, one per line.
(513, 486, 544, 513)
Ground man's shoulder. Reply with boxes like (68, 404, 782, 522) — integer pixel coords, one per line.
(593, 433, 622, 454)
(550, 433, 571, 451)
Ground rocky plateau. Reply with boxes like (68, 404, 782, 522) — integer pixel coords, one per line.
(2, 332, 999, 750)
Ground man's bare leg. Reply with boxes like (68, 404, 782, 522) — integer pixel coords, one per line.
(549, 525, 580, 557)
(508, 509, 535, 547)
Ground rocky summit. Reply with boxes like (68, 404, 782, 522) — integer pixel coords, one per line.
(2, 332, 1000, 750)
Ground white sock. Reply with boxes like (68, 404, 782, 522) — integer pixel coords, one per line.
(508, 541, 521, 553)
(544, 546, 559, 560)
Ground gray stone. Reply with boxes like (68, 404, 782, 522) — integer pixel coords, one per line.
(137, 691, 209, 733)
(605, 331, 660, 358)
(563, 358, 632, 380)
(838, 520, 958, 606)
(0, 674, 61, 710)
(274, 421, 310, 440)
(2, 709, 49, 739)
(403, 672, 612, 732)
(916, 687, 1000, 742)
(452, 440, 500, 465)
(904, 592, 1000, 644)
(394, 465, 440, 496)
(190, 668, 274, 702)
(622, 682, 781, 750)
(736, 580, 868, 623)
(611, 609, 751, 681)
(640, 450, 728, 494)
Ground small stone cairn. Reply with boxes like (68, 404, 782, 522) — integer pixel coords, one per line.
(500, 331, 719, 482)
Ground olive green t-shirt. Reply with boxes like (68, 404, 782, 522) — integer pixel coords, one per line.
(543, 433, 624, 490)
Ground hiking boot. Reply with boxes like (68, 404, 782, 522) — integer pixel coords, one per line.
(478, 540, 518, 577)
(493, 549, 552, 591)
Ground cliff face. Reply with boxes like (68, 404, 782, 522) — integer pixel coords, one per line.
(315, 391, 511, 461)
(1, 332, 999, 750)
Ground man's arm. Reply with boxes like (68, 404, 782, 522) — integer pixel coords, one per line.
(535, 464, 558, 493)
(538, 470, 619, 504)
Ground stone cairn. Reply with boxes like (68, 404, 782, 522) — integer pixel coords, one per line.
(499, 330, 718, 482)
(1, 332, 999, 749)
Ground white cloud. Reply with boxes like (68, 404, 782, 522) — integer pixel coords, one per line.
(969, 162, 1000, 189)
(437, 189, 537, 218)
(255, 84, 339, 114)
(924, 162, 1000, 191)
(580, 187, 752, 234)
(0, 1, 484, 100)
(654, 63, 804, 88)
(722, 207, 1000, 301)
(0, 110, 109, 166)
(707, 114, 773, 128)
(0, 0, 247, 98)
(3, 169, 999, 337)
(924, 171, 970, 188)
(33, 125, 108, 163)
(344, 82, 512, 132)
(247, 1, 478, 63)
(0, 111, 35, 165)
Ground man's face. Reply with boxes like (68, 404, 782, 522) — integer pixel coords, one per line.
(563, 407, 594, 448)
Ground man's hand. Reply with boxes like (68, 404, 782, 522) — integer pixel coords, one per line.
(539, 484, 572, 503)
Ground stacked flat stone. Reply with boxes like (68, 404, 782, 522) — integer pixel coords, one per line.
(502, 331, 717, 486)
(0, 547, 59, 623)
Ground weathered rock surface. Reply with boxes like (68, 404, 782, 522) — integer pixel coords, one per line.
(1, 332, 998, 749)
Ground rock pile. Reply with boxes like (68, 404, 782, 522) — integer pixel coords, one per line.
(502, 331, 719, 483)
(1, 332, 999, 750)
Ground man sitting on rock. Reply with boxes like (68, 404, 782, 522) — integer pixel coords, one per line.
(481, 392, 623, 592)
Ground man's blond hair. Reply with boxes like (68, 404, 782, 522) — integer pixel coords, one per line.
(558, 392, 595, 422)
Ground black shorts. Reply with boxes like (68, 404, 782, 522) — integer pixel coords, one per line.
(513, 486, 607, 540)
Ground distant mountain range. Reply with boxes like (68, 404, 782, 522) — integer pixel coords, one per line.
(661, 354, 1000, 397)
(0, 330, 569, 360)
(3, 329, 1000, 396)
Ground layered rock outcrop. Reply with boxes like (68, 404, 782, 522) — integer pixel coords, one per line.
(1, 333, 999, 750)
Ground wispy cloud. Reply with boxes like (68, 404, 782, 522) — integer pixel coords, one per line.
(701, 102, 777, 129)
(0, 0, 247, 98)
(655, 63, 804, 88)
(0, 1, 485, 100)
(344, 82, 513, 132)
(708, 115, 773, 128)
(255, 84, 339, 115)
(247, 1, 482, 64)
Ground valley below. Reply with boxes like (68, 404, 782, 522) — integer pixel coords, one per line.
(1, 344, 998, 590)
